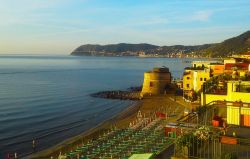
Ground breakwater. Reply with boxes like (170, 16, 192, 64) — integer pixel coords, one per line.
(91, 91, 141, 100)
(91, 87, 142, 100)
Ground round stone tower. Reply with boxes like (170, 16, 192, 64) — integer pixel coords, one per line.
(140, 67, 171, 97)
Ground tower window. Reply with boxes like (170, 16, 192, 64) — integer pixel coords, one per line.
(150, 82, 153, 87)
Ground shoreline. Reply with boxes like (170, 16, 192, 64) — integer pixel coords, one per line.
(25, 95, 189, 159)
(24, 101, 142, 159)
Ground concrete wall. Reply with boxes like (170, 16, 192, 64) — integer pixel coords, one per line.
(227, 82, 250, 102)
(201, 93, 227, 106)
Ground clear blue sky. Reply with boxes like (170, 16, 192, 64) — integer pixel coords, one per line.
(0, 0, 249, 54)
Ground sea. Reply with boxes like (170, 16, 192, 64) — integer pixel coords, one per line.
(0, 55, 193, 158)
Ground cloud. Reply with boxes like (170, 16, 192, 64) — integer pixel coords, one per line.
(190, 10, 214, 22)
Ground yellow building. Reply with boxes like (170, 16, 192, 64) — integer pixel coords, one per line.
(211, 101, 250, 127)
(224, 58, 236, 64)
(227, 104, 250, 126)
(201, 80, 250, 127)
(140, 67, 171, 97)
(201, 81, 250, 105)
(192, 61, 212, 68)
(183, 68, 210, 96)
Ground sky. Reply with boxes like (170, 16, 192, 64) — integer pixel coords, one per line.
(0, 0, 249, 54)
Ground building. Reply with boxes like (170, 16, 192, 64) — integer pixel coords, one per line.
(175, 80, 183, 89)
(224, 63, 250, 77)
(183, 67, 211, 97)
(240, 52, 250, 59)
(140, 67, 171, 97)
(232, 51, 250, 60)
(201, 80, 250, 105)
(224, 58, 237, 64)
(227, 103, 250, 126)
(209, 63, 225, 75)
(192, 61, 212, 68)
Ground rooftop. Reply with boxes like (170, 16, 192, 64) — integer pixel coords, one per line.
(225, 63, 249, 70)
(184, 66, 209, 71)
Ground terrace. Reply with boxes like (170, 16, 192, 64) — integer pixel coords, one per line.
(202, 74, 250, 94)
(202, 74, 229, 95)
(172, 100, 250, 159)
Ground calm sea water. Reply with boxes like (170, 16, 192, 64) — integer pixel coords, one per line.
(0, 55, 192, 158)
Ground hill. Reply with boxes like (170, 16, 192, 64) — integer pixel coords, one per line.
(71, 30, 250, 57)
(196, 31, 250, 57)
(71, 43, 159, 56)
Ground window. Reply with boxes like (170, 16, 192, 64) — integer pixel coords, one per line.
(200, 78, 203, 81)
(187, 77, 190, 80)
(186, 84, 189, 88)
(204, 78, 207, 81)
(150, 82, 153, 87)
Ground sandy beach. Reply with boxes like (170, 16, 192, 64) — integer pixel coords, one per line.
(25, 95, 189, 159)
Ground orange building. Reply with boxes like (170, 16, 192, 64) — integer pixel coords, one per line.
(209, 63, 224, 75)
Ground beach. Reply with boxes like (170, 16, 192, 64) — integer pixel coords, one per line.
(25, 95, 188, 159)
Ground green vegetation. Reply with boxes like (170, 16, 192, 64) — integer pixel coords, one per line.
(196, 30, 250, 57)
(71, 30, 250, 58)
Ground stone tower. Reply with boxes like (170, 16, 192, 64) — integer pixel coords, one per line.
(140, 67, 171, 97)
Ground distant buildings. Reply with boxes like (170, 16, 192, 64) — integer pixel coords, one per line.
(183, 54, 250, 128)
(232, 51, 250, 59)
(182, 55, 250, 101)
(140, 67, 171, 97)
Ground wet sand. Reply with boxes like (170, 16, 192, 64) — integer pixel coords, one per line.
(25, 95, 188, 159)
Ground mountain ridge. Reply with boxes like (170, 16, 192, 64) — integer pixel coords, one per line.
(71, 30, 250, 57)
